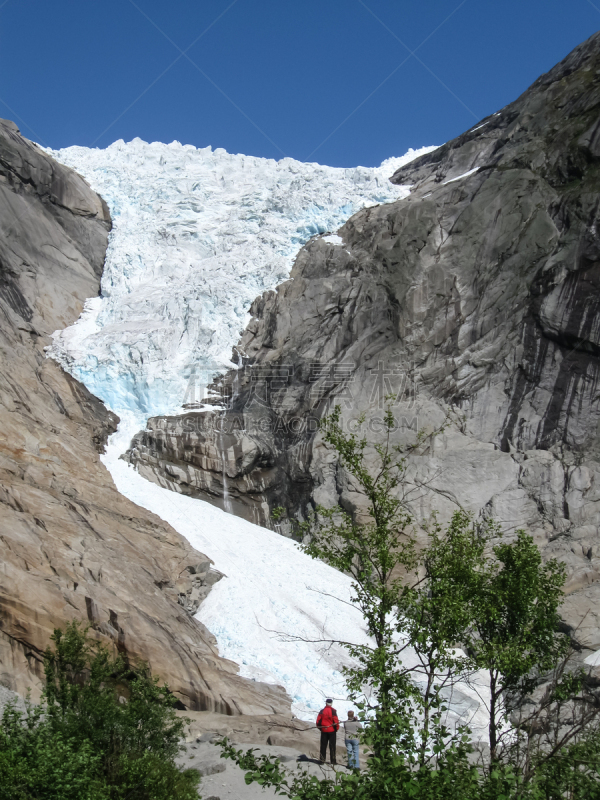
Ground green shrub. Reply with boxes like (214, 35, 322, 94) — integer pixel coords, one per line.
(0, 623, 200, 800)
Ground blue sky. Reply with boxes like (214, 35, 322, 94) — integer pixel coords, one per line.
(0, 1, 598, 167)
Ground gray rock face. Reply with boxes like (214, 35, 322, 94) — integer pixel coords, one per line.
(0, 119, 290, 716)
(0, 683, 25, 719)
(126, 33, 600, 652)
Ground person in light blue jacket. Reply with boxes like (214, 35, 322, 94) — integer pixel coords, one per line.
(343, 710, 363, 769)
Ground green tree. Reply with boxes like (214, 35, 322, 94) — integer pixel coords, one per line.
(400, 510, 488, 766)
(0, 622, 200, 800)
(225, 405, 483, 797)
(298, 407, 488, 770)
(223, 405, 600, 799)
(467, 531, 569, 763)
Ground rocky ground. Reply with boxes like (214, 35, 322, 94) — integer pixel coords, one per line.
(0, 684, 25, 718)
(0, 691, 350, 798)
(177, 710, 348, 762)
(177, 710, 363, 799)
(179, 741, 351, 800)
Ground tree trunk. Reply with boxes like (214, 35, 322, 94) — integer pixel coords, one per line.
(489, 671, 499, 762)
(419, 666, 435, 766)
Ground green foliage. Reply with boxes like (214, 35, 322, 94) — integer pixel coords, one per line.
(0, 702, 104, 800)
(0, 622, 200, 800)
(467, 530, 569, 761)
(301, 405, 478, 768)
(223, 404, 600, 799)
(220, 735, 482, 800)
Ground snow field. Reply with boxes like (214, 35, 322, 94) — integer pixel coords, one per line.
(105, 417, 490, 733)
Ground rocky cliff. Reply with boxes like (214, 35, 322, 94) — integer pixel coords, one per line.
(0, 119, 289, 715)
(126, 32, 600, 658)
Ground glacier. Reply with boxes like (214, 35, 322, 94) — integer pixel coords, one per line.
(44, 138, 493, 730)
(48, 139, 435, 420)
(105, 414, 489, 731)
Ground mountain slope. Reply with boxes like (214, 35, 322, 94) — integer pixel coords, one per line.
(42, 129, 473, 718)
(0, 118, 288, 714)
(128, 31, 600, 659)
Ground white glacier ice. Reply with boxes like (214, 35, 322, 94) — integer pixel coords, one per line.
(104, 415, 367, 719)
(48, 140, 436, 419)
(105, 415, 490, 731)
(42, 138, 493, 729)
(322, 233, 344, 245)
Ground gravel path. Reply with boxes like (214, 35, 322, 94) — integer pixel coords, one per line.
(178, 741, 354, 800)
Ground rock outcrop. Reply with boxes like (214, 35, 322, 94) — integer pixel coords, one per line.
(126, 32, 600, 658)
(0, 118, 289, 715)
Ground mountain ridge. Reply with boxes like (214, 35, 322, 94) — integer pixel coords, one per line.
(126, 30, 600, 662)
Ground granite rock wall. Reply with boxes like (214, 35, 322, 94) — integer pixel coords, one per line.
(126, 33, 600, 661)
(0, 119, 289, 715)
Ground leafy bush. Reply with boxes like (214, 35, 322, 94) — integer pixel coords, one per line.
(0, 623, 200, 800)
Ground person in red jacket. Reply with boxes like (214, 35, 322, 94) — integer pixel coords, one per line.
(316, 699, 339, 765)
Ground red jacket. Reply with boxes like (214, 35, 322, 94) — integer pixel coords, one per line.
(317, 706, 339, 733)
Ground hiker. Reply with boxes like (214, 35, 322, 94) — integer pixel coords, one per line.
(316, 699, 339, 764)
(343, 710, 362, 769)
